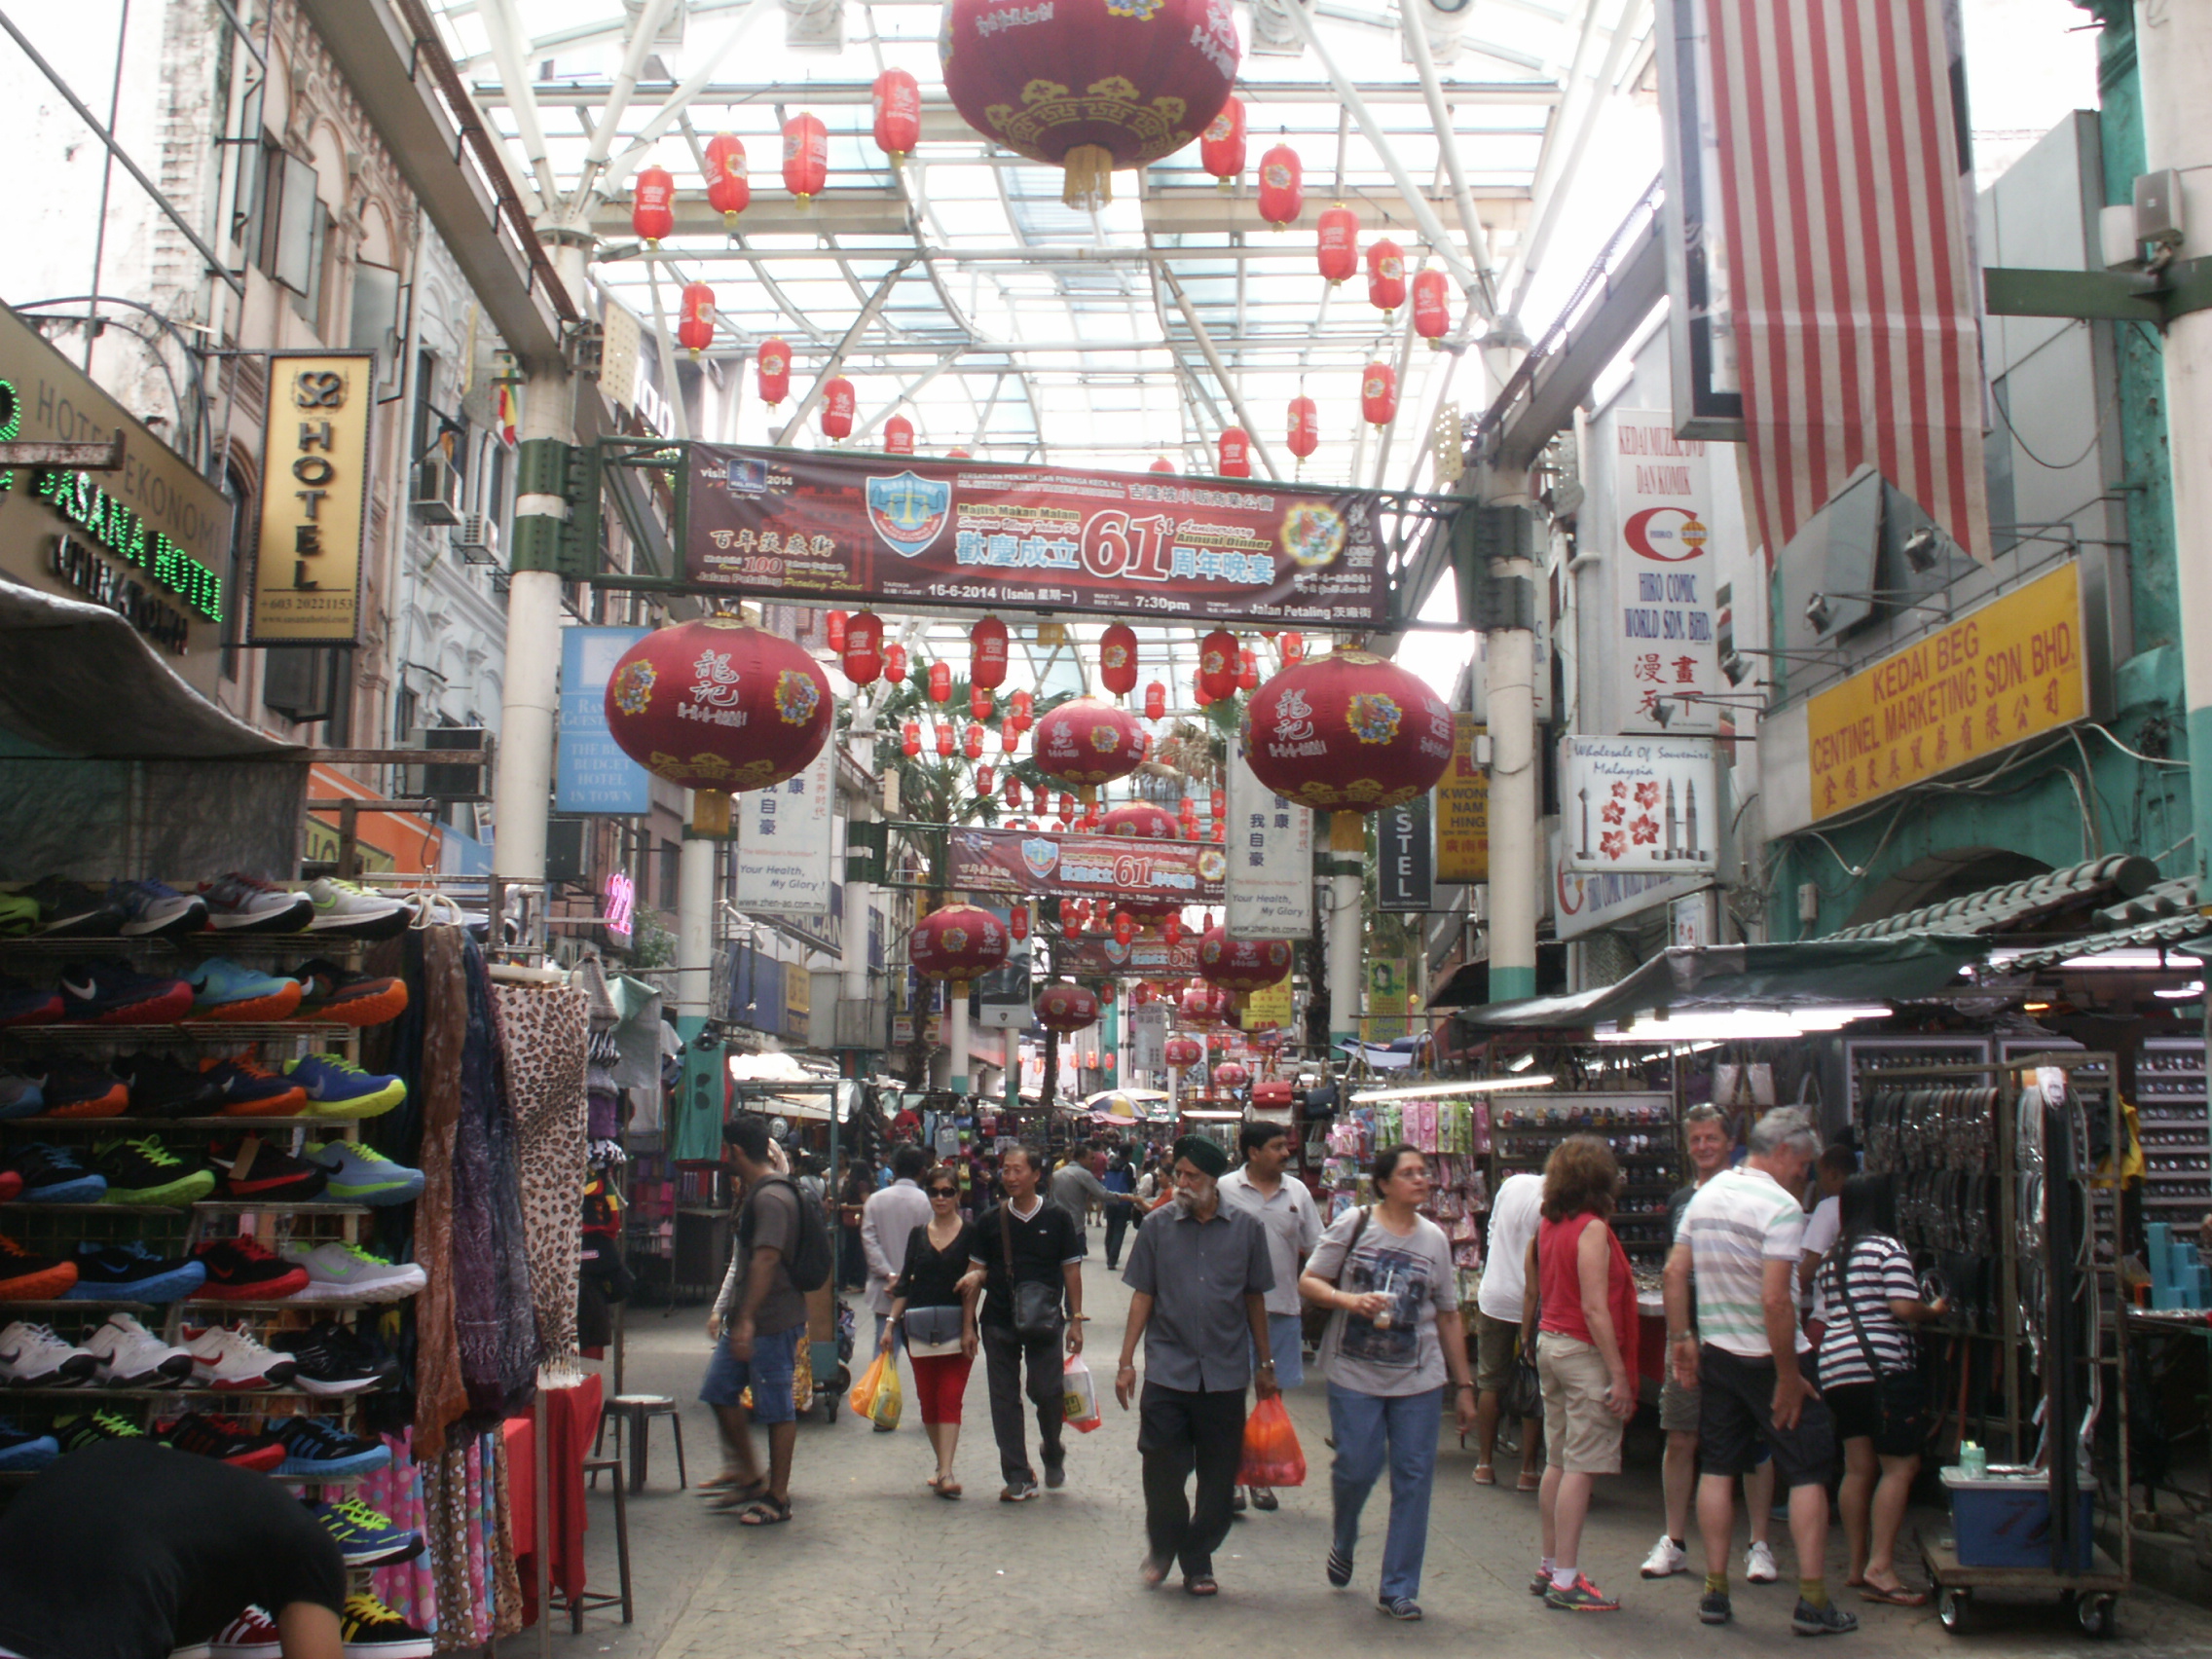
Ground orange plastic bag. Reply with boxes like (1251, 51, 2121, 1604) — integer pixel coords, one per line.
(1236, 1395, 1306, 1488)
(847, 1350, 889, 1418)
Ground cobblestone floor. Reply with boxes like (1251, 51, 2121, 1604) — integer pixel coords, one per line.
(503, 1261, 2211, 1659)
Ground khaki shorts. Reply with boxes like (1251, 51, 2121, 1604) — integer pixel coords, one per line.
(1474, 1309, 1523, 1395)
(1538, 1330, 1625, 1476)
(1660, 1372, 1700, 1435)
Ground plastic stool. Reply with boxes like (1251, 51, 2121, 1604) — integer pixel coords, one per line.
(593, 1394, 687, 1493)
(569, 1455, 633, 1630)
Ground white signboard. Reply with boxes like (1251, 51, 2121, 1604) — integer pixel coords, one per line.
(1609, 409, 1720, 731)
(1553, 858, 1712, 940)
(1225, 737, 1315, 937)
(1560, 735, 1717, 874)
(1131, 1004, 1167, 1074)
(733, 745, 836, 913)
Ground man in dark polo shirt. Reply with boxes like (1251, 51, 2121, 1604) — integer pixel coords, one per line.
(965, 1143, 1086, 1501)
(1115, 1135, 1277, 1597)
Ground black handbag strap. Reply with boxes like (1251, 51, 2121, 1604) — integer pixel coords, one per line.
(1833, 1236, 1891, 1382)
(1326, 1206, 1373, 1288)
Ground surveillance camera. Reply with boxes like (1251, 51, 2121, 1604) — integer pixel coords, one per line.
(1902, 526, 1939, 574)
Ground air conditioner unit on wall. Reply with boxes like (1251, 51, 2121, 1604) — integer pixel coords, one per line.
(454, 513, 500, 565)
(412, 458, 461, 525)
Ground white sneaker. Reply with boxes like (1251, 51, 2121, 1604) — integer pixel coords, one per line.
(1747, 1540, 1780, 1583)
(1641, 1533, 1688, 1578)
(306, 878, 411, 936)
(180, 1323, 297, 1389)
(84, 1312, 193, 1388)
(280, 1241, 427, 1304)
(0, 1320, 96, 1386)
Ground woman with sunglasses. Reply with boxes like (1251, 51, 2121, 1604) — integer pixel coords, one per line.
(882, 1174, 982, 1495)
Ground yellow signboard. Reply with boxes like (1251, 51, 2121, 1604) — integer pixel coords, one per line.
(251, 351, 373, 644)
(1366, 958, 1412, 1042)
(1805, 562, 2085, 822)
(1434, 715, 1490, 883)
(1244, 977, 1293, 1032)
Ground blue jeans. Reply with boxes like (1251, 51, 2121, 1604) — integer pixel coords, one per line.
(1246, 1312, 1306, 1393)
(1328, 1382, 1444, 1602)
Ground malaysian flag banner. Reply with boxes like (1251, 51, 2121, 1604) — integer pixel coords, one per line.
(1701, 0, 1990, 563)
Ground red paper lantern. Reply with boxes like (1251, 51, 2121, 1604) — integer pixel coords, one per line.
(783, 113, 828, 203)
(1001, 723, 1022, 755)
(902, 719, 921, 757)
(1058, 792, 1077, 821)
(1150, 457, 1176, 473)
(1010, 903, 1030, 940)
(821, 377, 856, 440)
(1236, 646, 1259, 692)
(1199, 95, 1245, 190)
(1177, 798, 1197, 828)
(884, 414, 916, 455)
(977, 763, 995, 793)
(603, 619, 831, 799)
(1034, 981, 1100, 1034)
(1062, 914, 1082, 940)
(1287, 395, 1319, 461)
(964, 722, 985, 760)
(1208, 789, 1226, 821)
(1161, 914, 1184, 946)
(927, 661, 951, 703)
(971, 685, 994, 720)
(1144, 681, 1166, 720)
(1367, 237, 1406, 312)
(1179, 982, 1230, 1026)
(1163, 1035, 1203, 1068)
(1243, 646, 1454, 811)
(941, 0, 1239, 209)
(1112, 909, 1134, 947)
(884, 641, 909, 684)
(1413, 268, 1451, 345)
(756, 337, 792, 405)
(1010, 689, 1033, 726)
(910, 903, 1010, 988)
(1316, 204, 1358, 284)
(1197, 628, 1238, 703)
(1197, 925, 1293, 997)
(1217, 426, 1251, 478)
(971, 615, 1009, 690)
(949, 448, 973, 459)
(1099, 623, 1138, 698)
(1005, 774, 1024, 807)
(1100, 801, 1179, 840)
(703, 132, 750, 227)
(936, 723, 954, 757)
(1213, 1061, 1250, 1089)
(1361, 360, 1397, 426)
(1031, 697, 1143, 787)
(1209, 820, 1226, 843)
(1279, 630, 1305, 666)
(1257, 142, 1303, 229)
(631, 165, 675, 242)
(871, 68, 921, 159)
(677, 281, 715, 357)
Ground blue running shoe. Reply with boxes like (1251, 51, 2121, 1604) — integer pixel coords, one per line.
(0, 1420, 59, 1471)
(64, 1240, 207, 1303)
(0, 1072, 44, 1120)
(110, 880, 207, 939)
(305, 1495, 421, 1567)
(304, 1141, 424, 1206)
(283, 1055, 406, 1120)
(183, 959, 303, 1022)
(0, 1143, 106, 1203)
(274, 1416, 391, 1477)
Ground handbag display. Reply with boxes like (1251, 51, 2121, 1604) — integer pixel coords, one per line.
(1001, 1204, 1065, 1342)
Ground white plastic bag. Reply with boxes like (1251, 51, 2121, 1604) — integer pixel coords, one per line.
(1061, 1353, 1103, 1433)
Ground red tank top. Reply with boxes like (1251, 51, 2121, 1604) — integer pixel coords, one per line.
(1536, 1211, 1639, 1377)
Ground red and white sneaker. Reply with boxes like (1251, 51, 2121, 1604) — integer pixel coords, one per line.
(209, 1606, 282, 1659)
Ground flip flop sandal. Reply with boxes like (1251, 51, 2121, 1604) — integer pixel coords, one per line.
(705, 1480, 770, 1512)
(735, 1496, 793, 1527)
(1471, 1464, 1497, 1486)
(1517, 1472, 1543, 1492)
(1859, 1584, 1929, 1606)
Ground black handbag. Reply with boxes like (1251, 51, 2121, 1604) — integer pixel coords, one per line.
(1501, 1352, 1544, 1421)
(1834, 1240, 1933, 1449)
(904, 1304, 966, 1347)
(1001, 1206, 1065, 1342)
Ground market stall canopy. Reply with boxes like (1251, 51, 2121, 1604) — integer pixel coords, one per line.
(1451, 938, 1989, 1030)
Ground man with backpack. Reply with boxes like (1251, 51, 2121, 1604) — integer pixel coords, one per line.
(704, 1116, 830, 1525)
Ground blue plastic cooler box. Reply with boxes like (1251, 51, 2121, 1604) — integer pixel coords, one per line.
(1941, 1467, 2095, 1571)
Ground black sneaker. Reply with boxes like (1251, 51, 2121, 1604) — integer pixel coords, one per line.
(51, 1408, 146, 1452)
(161, 1410, 288, 1470)
(27, 879, 127, 939)
(268, 1320, 382, 1396)
(89, 1135, 216, 1206)
(1791, 1600, 1858, 1638)
(112, 1053, 226, 1119)
(65, 1239, 207, 1303)
(55, 962, 194, 1025)
(338, 1591, 432, 1657)
(204, 1139, 328, 1203)
(272, 1415, 391, 1477)
(189, 1236, 310, 1301)
(0, 977, 65, 1026)
(1, 1142, 107, 1203)
(1700, 1590, 1734, 1626)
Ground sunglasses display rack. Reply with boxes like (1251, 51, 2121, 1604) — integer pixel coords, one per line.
(1486, 1091, 1678, 1268)
(2134, 1035, 2209, 1219)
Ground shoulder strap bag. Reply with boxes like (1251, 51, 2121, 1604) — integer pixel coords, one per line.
(1001, 1203, 1065, 1342)
(1834, 1239, 1932, 1451)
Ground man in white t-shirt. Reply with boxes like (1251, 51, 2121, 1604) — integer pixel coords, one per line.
(1218, 1122, 1323, 1514)
(1797, 1144, 1855, 1317)
(1469, 1169, 1544, 1489)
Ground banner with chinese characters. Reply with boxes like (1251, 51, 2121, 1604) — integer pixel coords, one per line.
(947, 827, 1224, 907)
(734, 743, 837, 913)
(1054, 937, 1201, 978)
(684, 444, 1390, 629)
(1433, 716, 1489, 883)
(1560, 735, 1718, 874)
(1224, 737, 1315, 937)
(1243, 977, 1294, 1032)
(1604, 410, 1720, 730)
(250, 351, 373, 644)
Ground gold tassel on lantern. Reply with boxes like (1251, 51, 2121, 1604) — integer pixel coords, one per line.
(692, 789, 733, 836)
(1062, 144, 1114, 209)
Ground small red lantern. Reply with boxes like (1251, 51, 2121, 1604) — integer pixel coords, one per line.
(964, 722, 984, 760)
(821, 377, 856, 440)
(1005, 774, 1023, 807)
(1001, 723, 1021, 755)
(1210, 821, 1226, 843)
(1177, 798, 1197, 829)
(902, 719, 921, 757)
(1198, 925, 1294, 1000)
(1209, 789, 1226, 821)
(1244, 645, 1455, 811)
(1257, 142, 1303, 229)
(631, 165, 675, 242)
(1236, 646, 1259, 692)
(1112, 910, 1134, 947)
(1287, 395, 1318, 461)
(1162, 913, 1184, 947)
(1150, 457, 1176, 473)
(1058, 792, 1077, 821)
(949, 448, 973, 459)
(1097, 982, 1117, 1008)
(1144, 681, 1165, 721)
(1197, 628, 1238, 703)
(1213, 1061, 1250, 1090)
(884, 414, 916, 455)
(871, 68, 921, 159)
(884, 642, 909, 684)
(1413, 269, 1451, 346)
(927, 661, 951, 703)
(971, 615, 1009, 689)
(1062, 914, 1082, 940)
(783, 113, 828, 203)
(910, 903, 1011, 988)
(1367, 237, 1406, 312)
(1316, 204, 1358, 284)
(1362, 360, 1397, 426)
(971, 684, 994, 720)
(1100, 801, 1179, 840)
(1199, 95, 1245, 190)
(1031, 698, 1144, 787)
(1034, 981, 1100, 1034)
(977, 763, 995, 793)
(1099, 623, 1138, 698)
(1163, 1035, 1203, 1068)
(603, 619, 832, 801)
(1280, 630, 1305, 666)
(1010, 688, 1034, 727)
(756, 337, 791, 405)
(825, 610, 850, 652)
(1010, 903, 1030, 941)
(677, 281, 715, 357)
(704, 132, 750, 227)
(1217, 426, 1251, 478)
(936, 723, 955, 757)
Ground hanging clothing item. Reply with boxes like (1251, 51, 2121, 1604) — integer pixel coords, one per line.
(412, 925, 471, 1456)
(495, 979, 591, 1373)
(455, 944, 541, 1414)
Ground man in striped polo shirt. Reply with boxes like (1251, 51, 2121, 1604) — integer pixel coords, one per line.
(1664, 1108, 1852, 1638)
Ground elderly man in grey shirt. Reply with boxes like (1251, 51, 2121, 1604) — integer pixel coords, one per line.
(1115, 1135, 1278, 1598)
(1049, 1144, 1115, 1256)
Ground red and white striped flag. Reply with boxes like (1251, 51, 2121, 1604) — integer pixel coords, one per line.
(1704, 0, 1989, 563)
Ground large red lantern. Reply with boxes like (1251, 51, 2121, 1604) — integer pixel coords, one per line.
(1197, 628, 1238, 703)
(1242, 646, 1454, 811)
(1197, 925, 1293, 999)
(1143, 681, 1165, 721)
(1217, 426, 1251, 478)
(884, 414, 916, 455)
(1362, 360, 1397, 427)
(1257, 142, 1303, 229)
(631, 165, 675, 242)
(1287, 395, 1319, 461)
(1099, 801, 1179, 840)
(1031, 697, 1143, 787)
(910, 903, 1010, 988)
(971, 615, 1009, 690)
(821, 377, 856, 440)
(703, 133, 750, 226)
(1316, 204, 1358, 284)
(941, 0, 1239, 209)
(1213, 1061, 1250, 1090)
(1034, 981, 1099, 1034)
(1413, 268, 1451, 346)
(783, 113, 828, 203)
(1199, 95, 1246, 191)
(1099, 622, 1138, 698)
(1179, 982, 1230, 1026)
(1163, 1035, 1203, 1068)
(1366, 237, 1406, 312)
(884, 641, 909, 684)
(871, 68, 920, 159)
(604, 620, 832, 802)
(756, 337, 792, 405)
(677, 282, 715, 357)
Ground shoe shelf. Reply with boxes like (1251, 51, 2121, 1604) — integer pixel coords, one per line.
(0, 1467, 372, 1485)
(0, 1115, 369, 1133)
(1, 1383, 340, 1399)
(0, 1021, 356, 1047)
(0, 935, 369, 959)
(0, 1202, 374, 1217)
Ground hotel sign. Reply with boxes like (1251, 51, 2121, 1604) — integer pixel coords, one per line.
(250, 351, 373, 645)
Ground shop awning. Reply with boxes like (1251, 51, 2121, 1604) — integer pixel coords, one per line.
(1988, 915, 2212, 974)
(1829, 855, 2158, 940)
(1454, 937, 1989, 1031)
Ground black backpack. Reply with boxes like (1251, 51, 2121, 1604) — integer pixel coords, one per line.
(742, 1174, 834, 1293)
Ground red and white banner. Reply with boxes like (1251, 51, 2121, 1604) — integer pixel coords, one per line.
(1702, 0, 1988, 563)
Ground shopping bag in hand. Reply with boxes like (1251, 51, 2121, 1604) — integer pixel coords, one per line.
(1236, 1395, 1306, 1488)
(1062, 1354, 1103, 1433)
(868, 1357, 903, 1430)
(848, 1350, 888, 1419)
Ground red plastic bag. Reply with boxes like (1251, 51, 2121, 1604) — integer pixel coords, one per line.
(1236, 1395, 1306, 1488)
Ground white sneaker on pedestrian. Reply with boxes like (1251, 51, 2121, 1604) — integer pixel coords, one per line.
(1746, 1540, 1780, 1583)
(1641, 1533, 1688, 1578)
